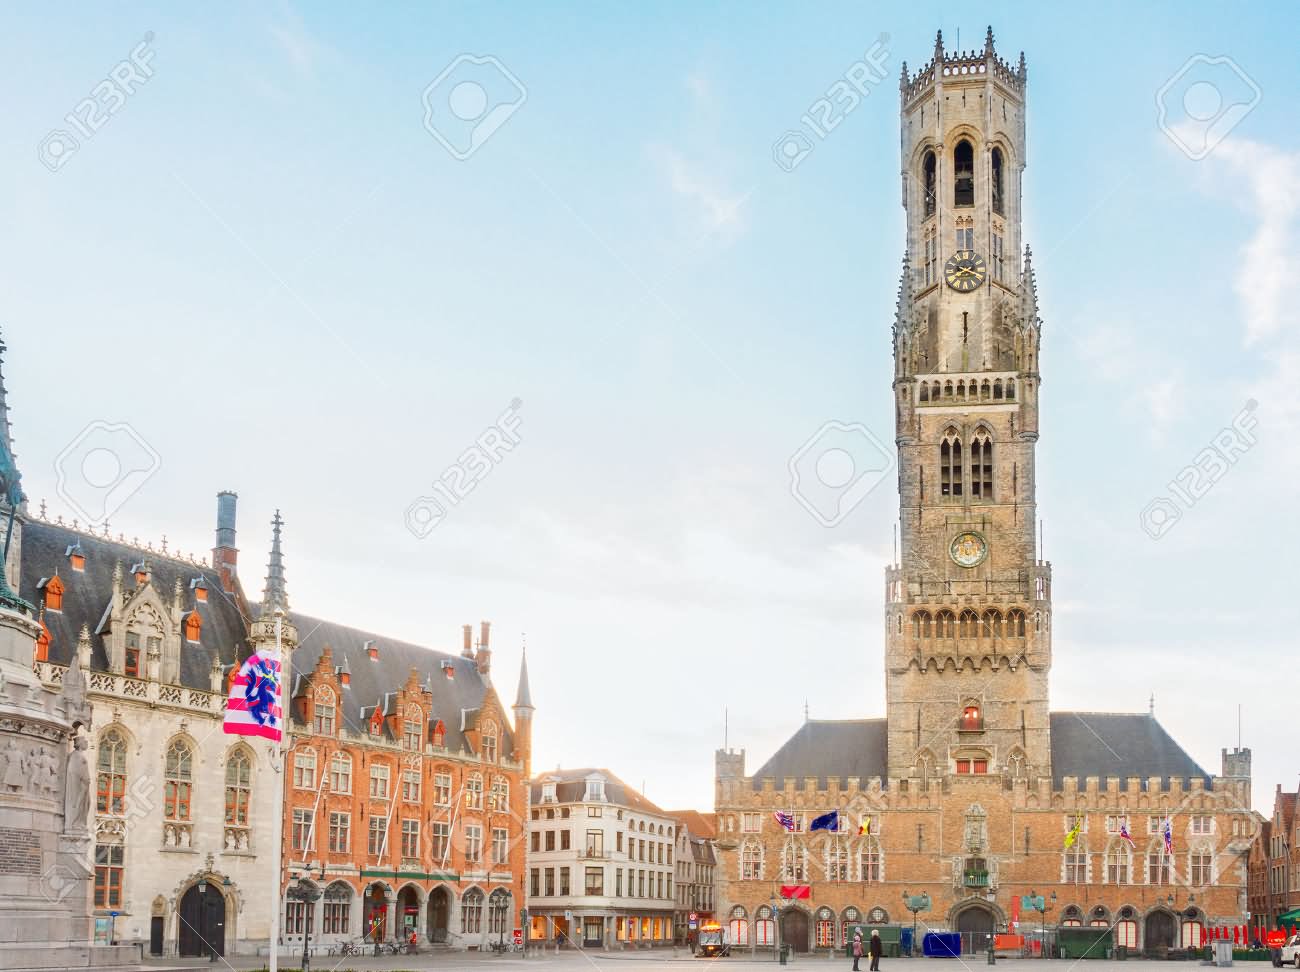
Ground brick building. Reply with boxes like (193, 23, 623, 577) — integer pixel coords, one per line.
(714, 28, 1257, 957)
(1247, 786, 1299, 939)
(669, 810, 718, 946)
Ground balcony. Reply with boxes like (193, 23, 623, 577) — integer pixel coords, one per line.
(963, 870, 990, 888)
(581, 849, 609, 860)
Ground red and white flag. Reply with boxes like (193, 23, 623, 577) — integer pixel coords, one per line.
(222, 648, 284, 740)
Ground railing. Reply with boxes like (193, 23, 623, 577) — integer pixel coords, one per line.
(963, 871, 990, 888)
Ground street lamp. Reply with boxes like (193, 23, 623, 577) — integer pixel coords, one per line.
(286, 868, 323, 972)
(903, 891, 931, 956)
(495, 894, 509, 951)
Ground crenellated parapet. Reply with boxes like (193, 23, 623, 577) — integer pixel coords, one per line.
(900, 27, 1026, 107)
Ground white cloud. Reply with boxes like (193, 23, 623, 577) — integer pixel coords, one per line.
(653, 146, 749, 238)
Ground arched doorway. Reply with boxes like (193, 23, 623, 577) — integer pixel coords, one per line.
(955, 904, 995, 955)
(781, 909, 810, 953)
(364, 883, 390, 943)
(177, 882, 226, 957)
(428, 886, 451, 943)
(396, 885, 421, 942)
(1145, 910, 1177, 952)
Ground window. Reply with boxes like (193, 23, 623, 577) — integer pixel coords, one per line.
(164, 740, 193, 821)
(1115, 920, 1138, 948)
(991, 147, 1004, 215)
(465, 773, 483, 810)
(742, 812, 761, 833)
(293, 748, 316, 789)
(816, 908, 835, 947)
(492, 827, 508, 864)
(561, 830, 571, 850)
(955, 758, 988, 774)
(730, 907, 749, 946)
(616, 832, 623, 853)
(956, 226, 974, 250)
(1106, 815, 1129, 834)
(224, 751, 251, 826)
(1191, 852, 1212, 885)
(1065, 848, 1087, 883)
(922, 150, 936, 218)
(329, 753, 352, 794)
(96, 731, 127, 815)
(490, 776, 509, 810)
(314, 691, 335, 734)
(403, 720, 421, 751)
(559, 866, 570, 895)
(93, 844, 123, 908)
(545, 868, 555, 896)
(369, 764, 390, 799)
(292, 808, 313, 852)
(461, 888, 483, 934)
(954, 140, 974, 206)
(285, 896, 314, 935)
(841, 909, 861, 946)
(433, 771, 452, 806)
(488, 889, 510, 934)
(323, 885, 351, 934)
(960, 704, 983, 730)
(755, 906, 775, 946)
(1106, 845, 1130, 884)
(742, 841, 763, 880)
(971, 429, 993, 500)
(781, 844, 806, 881)
(44, 575, 65, 612)
(402, 769, 420, 802)
(1148, 847, 1171, 885)
(432, 822, 450, 861)
(586, 830, 604, 856)
(827, 841, 849, 881)
(465, 824, 482, 863)
(941, 429, 962, 496)
(184, 612, 201, 643)
(923, 232, 938, 287)
(530, 869, 540, 896)
(328, 811, 350, 853)
(401, 819, 420, 859)
(368, 817, 387, 857)
(545, 830, 556, 851)
(1191, 815, 1213, 835)
(124, 632, 139, 677)
(588, 806, 603, 818)
(482, 724, 497, 763)
(860, 837, 881, 881)
(992, 231, 1004, 281)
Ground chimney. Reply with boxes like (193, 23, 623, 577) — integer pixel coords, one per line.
(475, 620, 492, 676)
(364, 639, 379, 661)
(462, 624, 473, 658)
(212, 491, 238, 593)
(479, 620, 490, 650)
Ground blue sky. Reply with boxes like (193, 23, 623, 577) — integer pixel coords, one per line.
(1, 2, 1296, 813)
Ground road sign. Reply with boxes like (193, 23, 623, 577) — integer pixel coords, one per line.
(513, 928, 523, 946)
(690, 912, 698, 922)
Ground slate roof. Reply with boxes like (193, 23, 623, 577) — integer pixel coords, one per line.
(669, 809, 717, 840)
(18, 518, 250, 690)
(747, 712, 1211, 789)
(1048, 712, 1209, 786)
(530, 767, 668, 816)
(289, 611, 512, 758)
(750, 719, 888, 789)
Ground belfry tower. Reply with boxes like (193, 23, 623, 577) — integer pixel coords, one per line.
(884, 29, 1051, 782)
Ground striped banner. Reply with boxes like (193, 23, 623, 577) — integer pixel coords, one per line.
(223, 650, 284, 740)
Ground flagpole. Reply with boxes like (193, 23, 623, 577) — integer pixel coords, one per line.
(268, 611, 287, 972)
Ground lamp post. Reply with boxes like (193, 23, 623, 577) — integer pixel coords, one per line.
(286, 869, 323, 972)
(495, 894, 508, 951)
(903, 892, 931, 956)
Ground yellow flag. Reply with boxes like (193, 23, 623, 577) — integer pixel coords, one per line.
(1063, 819, 1082, 849)
(858, 818, 871, 836)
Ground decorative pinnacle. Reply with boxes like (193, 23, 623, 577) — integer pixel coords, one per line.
(934, 29, 944, 60)
(260, 509, 289, 618)
(984, 26, 995, 57)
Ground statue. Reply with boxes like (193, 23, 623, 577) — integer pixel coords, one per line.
(63, 735, 90, 834)
(2, 737, 24, 792)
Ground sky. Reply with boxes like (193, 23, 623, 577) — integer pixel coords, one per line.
(0, 1, 1296, 814)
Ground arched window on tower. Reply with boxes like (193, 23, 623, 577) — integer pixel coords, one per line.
(1008, 609, 1026, 637)
(935, 610, 956, 639)
(958, 610, 979, 639)
(954, 140, 975, 207)
(922, 150, 937, 218)
(991, 147, 1005, 215)
(912, 611, 932, 639)
(941, 429, 962, 497)
(960, 703, 983, 731)
(971, 428, 993, 500)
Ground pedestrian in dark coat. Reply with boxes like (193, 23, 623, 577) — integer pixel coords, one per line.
(869, 929, 883, 972)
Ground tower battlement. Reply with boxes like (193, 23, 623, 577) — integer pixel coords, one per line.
(900, 28, 1026, 106)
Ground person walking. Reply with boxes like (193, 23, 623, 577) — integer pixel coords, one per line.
(852, 932, 864, 971)
(869, 929, 883, 972)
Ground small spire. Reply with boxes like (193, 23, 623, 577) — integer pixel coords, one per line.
(1018, 51, 1027, 77)
(934, 29, 944, 61)
(984, 26, 995, 57)
(898, 59, 909, 94)
(513, 645, 534, 711)
(0, 331, 24, 514)
(260, 509, 289, 618)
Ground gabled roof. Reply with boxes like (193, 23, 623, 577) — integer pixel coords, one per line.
(531, 767, 667, 816)
(750, 719, 888, 789)
(1048, 712, 1209, 786)
(19, 518, 249, 690)
(289, 611, 511, 758)
(668, 809, 717, 840)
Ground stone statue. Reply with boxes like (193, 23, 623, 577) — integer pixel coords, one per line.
(2, 737, 24, 792)
(63, 735, 90, 834)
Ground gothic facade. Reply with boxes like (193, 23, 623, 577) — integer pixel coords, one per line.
(714, 29, 1257, 956)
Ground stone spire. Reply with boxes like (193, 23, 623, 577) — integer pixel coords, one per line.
(514, 646, 533, 710)
(0, 331, 23, 514)
(260, 509, 288, 619)
(511, 644, 534, 779)
(984, 26, 995, 58)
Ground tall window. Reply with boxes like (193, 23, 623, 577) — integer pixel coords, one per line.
(465, 773, 484, 810)
(313, 688, 335, 734)
(1065, 847, 1087, 883)
(992, 232, 1004, 281)
(370, 764, 390, 799)
(954, 140, 974, 206)
(730, 906, 749, 946)
(816, 908, 835, 947)
(956, 226, 974, 250)
(401, 819, 420, 859)
(94, 844, 123, 907)
(492, 827, 508, 864)
(368, 817, 387, 857)
(403, 719, 421, 751)
(329, 753, 352, 794)
(124, 632, 140, 677)
(482, 722, 498, 763)
(922, 150, 937, 218)
(432, 822, 450, 861)
(923, 233, 938, 287)
(465, 824, 483, 862)
(489, 889, 510, 934)
(971, 429, 993, 499)
(860, 836, 882, 881)
(941, 430, 962, 496)
(755, 906, 775, 946)
(741, 840, 763, 880)
(583, 868, 603, 895)
(1107, 845, 1130, 884)
(164, 740, 193, 821)
(461, 889, 484, 934)
(827, 840, 849, 881)
(1148, 844, 1171, 884)
(781, 844, 806, 881)
(328, 811, 350, 853)
(323, 885, 351, 934)
(434, 771, 452, 805)
(991, 147, 1005, 215)
(1191, 852, 1213, 885)
(224, 751, 251, 827)
(292, 808, 313, 851)
(293, 748, 316, 789)
(402, 768, 421, 802)
(490, 776, 509, 810)
(97, 730, 127, 815)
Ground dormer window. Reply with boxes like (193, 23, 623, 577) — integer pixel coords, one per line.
(35, 620, 51, 661)
(404, 721, 421, 751)
(365, 640, 379, 661)
(430, 719, 446, 747)
(541, 782, 557, 804)
(124, 632, 140, 677)
(132, 562, 149, 586)
(584, 777, 606, 802)
(184, 612, 202, 644)
(66, 544, 86, 572)
(42, 575, 65, 613)
(314, 687, 336, 735)
(482, 720, 498, 763)
(368, 710, 383, 736)
(190, 577, 208, 603)
(442, 661, 456, 680)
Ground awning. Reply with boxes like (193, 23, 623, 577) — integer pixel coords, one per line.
(1277, 907, 1300, 925)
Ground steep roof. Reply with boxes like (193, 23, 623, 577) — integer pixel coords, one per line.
(289, 611, 511, 758)
(19, 518, 249, 690)
(1048, 712, 1209, 786)
(750, 719, 888, 789)
(530, 767, 667, 816)
(668, 809, 717, 840)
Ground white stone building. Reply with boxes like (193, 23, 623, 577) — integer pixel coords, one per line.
(527, 769, 677, 948)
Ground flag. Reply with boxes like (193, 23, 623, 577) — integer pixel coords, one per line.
(858, 818, 872, 836)
(1118, 822, 1135, 849)
(223, 648, 284, 740)
(810, 811, 840, 832)
(1064, 818, 1082, 849)
(779, 885, 811, 900)
(773, 811, 796, 832)
(1163, 818, 1173, 855)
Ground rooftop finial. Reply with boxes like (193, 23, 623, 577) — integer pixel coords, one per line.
(514, 643, 534, 711)
(984, 26, 995, 57)
(934, 29, 944, 60)
(260, 509, 289, 618)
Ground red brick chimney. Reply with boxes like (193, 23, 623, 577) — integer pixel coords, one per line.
(476, 620, 492, 676)
(462, 624, 474, 658)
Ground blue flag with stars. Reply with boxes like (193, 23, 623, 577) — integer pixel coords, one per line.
(810, 810, 840, 832)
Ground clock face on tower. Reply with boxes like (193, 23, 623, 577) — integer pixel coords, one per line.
(949, 531, 989, 568)
(944, 249, 988, 292)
